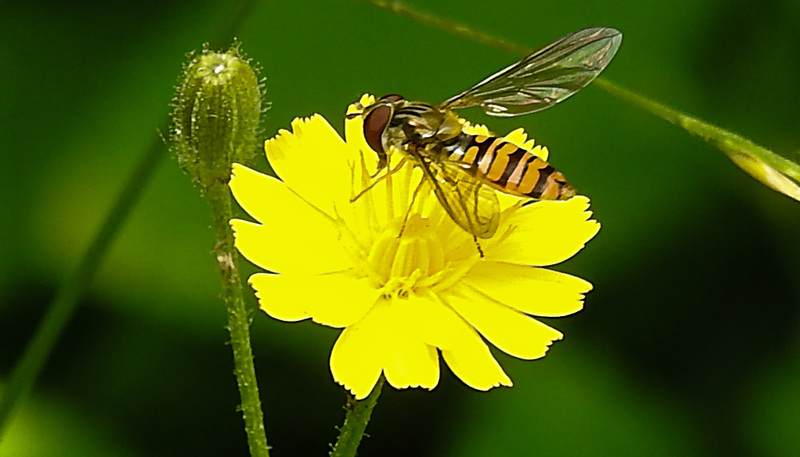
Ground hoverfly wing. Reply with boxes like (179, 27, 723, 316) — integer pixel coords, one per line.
(441, 27, 622, 117)
(422, 159, 500, 239)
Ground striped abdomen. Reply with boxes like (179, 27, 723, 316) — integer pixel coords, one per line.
(444, 134, 576, 200)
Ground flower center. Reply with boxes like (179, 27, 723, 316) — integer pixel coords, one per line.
(367, 214, 446, 298)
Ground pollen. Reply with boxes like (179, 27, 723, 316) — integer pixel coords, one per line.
(367, 214, 445, 298)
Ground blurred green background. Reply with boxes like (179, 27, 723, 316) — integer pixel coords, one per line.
(2, 0, 800, 455)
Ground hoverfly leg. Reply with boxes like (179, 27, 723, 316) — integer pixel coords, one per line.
(398, 177, 427, 239)
(350, 175, 383, 203)
(369, 160, 386, 179)
(474, 237, 485, 258)
(350, 156, 408, 203)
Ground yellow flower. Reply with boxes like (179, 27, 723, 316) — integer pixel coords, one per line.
(230, 95, 600, 400)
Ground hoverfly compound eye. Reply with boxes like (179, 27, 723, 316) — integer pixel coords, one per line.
(380, 94, 404, 103)
(363, 104, 393, 154)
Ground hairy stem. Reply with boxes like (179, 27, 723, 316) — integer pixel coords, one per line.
(207, 182, 270, 457)
(329, 377, 385, 457)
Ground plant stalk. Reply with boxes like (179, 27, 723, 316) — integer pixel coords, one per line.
(330, 377, 385, 457)
(206, 182, 270, 457)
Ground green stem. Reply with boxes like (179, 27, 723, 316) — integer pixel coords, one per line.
(355, 0, 530, 56)
(206, 183, 270, 457)
(591, 78, 800, 185)
(330, 377, 385, 457)
(0, 134, 164, 439)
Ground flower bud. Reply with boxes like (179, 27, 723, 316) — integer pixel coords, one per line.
(727, 149, 800, 202)
(170, 44, 263, 193)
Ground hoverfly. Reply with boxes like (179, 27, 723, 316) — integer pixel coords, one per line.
(348, 27, 622, 240)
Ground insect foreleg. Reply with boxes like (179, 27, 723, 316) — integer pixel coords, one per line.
(350, 156, 408, 203)
(397, 177, 428, 239)
(473, 236, 485, 258)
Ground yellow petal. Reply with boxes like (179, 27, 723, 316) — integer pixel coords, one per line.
(265, 115, 354, 215)
(497, 193, 523, 212)
(485, 196, 600, 266)
(531, 145, 549, 161)
(230, 164, 351, 275)
(382, 311, 440, 391)
(462, 122, 491, 136)
(400, 291, 478, 351)
(231, 219, 351, 274)
(447, 286, 563, 360)
(502, 128, 530, 149)
(249, 273, 310, 322)
(249, 272, 380, 327)
(230, 164, 350, 273)
(330, 304, 391, 399)
(440, 327, 512, 391)
(231, 164, 317, 223)
(304, 274, 382, 327)
(463, 262, 591, 317)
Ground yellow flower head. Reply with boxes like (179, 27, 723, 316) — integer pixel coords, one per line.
(230, 95, 600, 399)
